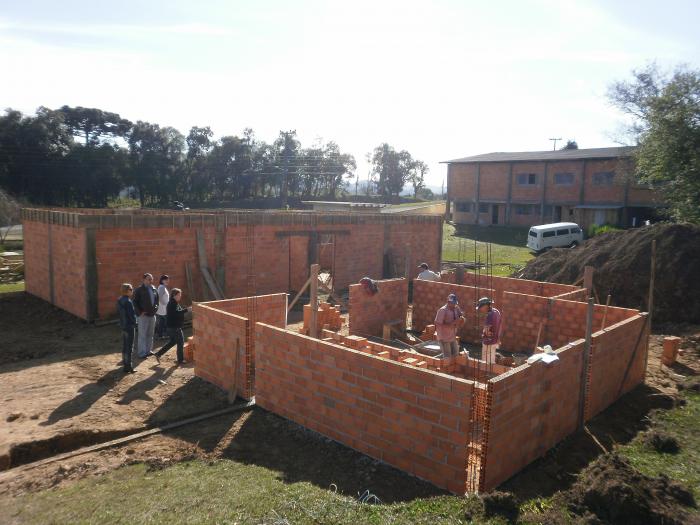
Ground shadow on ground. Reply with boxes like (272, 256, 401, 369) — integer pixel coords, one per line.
(502, 383, 674, 500)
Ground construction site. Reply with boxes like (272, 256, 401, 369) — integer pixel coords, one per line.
(0, 205, 658, 497)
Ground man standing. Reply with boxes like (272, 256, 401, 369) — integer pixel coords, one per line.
(117, 283, 137, 373)
(417, 262, 440, 281)
(434, 293, 464, 358)
(133, 273, 159, 358)
(476, 297, 502, 364)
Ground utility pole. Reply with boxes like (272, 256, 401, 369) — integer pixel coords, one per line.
(281, 130, 295, 208)
(549, 137, 562, 151)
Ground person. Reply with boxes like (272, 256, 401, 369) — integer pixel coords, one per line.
(117, 283, 137, 373)
(155, 275, 170, 339)
(434, 293, 464, 358)
(417, 262, 440, 281)
(476, 297, 502, 364)
(152, 288, 190, 364)
(359, 276, 379, 296)
(133, 273, 159, 358)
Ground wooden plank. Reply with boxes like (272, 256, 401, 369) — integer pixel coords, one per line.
(185, 261, 195, 302)
(287, 275, 313, 313)
(201, 267, 224, 300)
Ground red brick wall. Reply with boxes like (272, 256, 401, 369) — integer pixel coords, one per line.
(22, 220, 50, 303)
(95, 227, 216, 318)
(23, 221, 87, 318)
(193, 293, 287, 399)
(254, 323, 474, 494)
(479, 163, 509, 201)
(500, 291, 640, 353)
(23, 210, 441, 320)
(412, 280, 494, 344)
(545, 160, 584, 204)
(586, 313, 648, 419)
(51, 225, 87, 319)
(459, 272, 580, 307)
(584, 159, 624, 203)
(349, 278, 408, 337)
(192, 303, 250, 398)
(482, 339, 586, 490)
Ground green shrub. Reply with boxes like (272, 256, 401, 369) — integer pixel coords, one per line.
(588, 223, 621, 237)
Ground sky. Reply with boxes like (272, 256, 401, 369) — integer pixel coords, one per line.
(1, 0, 699, 189)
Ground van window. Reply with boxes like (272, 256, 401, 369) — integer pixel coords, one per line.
(556, 228, 570, 235)
(571, 227, 582, 234)
(543, 231, 555, 238)
(529, 230, 538, 238)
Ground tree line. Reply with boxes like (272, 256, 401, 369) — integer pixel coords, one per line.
(0, 106, 429, 208)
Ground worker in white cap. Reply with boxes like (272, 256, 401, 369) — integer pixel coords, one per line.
(476, 297, 502, 364)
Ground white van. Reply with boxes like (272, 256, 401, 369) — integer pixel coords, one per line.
(527, 222, 583, 252)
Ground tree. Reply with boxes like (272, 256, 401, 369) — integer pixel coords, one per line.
(409, 160, 429, 197)
(127, 121, 185, 206)
(0, 189, 20, 243)
(371, 143, 414, 198)
(609, 64, 700, 222)
(561, 140, 578, 150)
(55, 106, 132, 145)
(185, 126, 214, 202)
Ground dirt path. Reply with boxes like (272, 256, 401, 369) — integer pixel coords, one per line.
(0, 293, 228, 470)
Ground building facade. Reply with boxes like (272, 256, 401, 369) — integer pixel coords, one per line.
(444, 147, 664, 229)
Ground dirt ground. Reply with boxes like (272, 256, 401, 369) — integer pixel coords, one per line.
(0, 291, 698, 503)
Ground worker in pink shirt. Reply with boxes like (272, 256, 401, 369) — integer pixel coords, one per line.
(477, 297, 502, 364)
(434, 293, 465, 358)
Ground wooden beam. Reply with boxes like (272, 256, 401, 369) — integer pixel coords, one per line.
(583, 266, 594, 297)
(287, 275, 313, 313)
(309, 264, 320, 338)
(185, 261, 195, 302)
(600, 294, 611, 330)
(201, 267, 224, 300)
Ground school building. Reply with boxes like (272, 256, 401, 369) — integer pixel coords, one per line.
(444, 147, 665, 229)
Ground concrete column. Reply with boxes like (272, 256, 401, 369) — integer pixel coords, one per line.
(540, 162, 548, 223)
(474, 163, 481, 225)
(445, 164, 452, 221)
(579, 160, 587, 204)
(505, 163, 513, 225)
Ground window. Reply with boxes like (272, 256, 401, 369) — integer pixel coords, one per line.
(556, 228, 570, 236)
(529, 230, 538, 238)
(515, 204, 537, 215)
(554, 173, 574, 185)
(455, 201, 472, 213)
(571, 227, 582, 234)
(517, 173, 538, 185)
(478, 203, 489, 213)
(593, 171, 615, 186)
(542, 231, 556, 238)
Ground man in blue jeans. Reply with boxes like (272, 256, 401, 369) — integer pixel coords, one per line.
(117, 283, 137, 373)
(153, 288, 190, 364)
(133, 273, 159, 358)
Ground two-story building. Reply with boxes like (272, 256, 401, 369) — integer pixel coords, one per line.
(444, 147, 664, 229)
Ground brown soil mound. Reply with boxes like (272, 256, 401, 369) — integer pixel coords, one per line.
(518, 223, 700, 325)
(565, 453, 696, 525)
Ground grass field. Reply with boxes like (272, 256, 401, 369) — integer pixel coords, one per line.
(0, 281, 24, 294)
(3, 392, 697, 524)
(442, 223, 534, 276)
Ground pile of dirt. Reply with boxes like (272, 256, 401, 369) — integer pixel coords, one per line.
(518, 223, 700, 324)
(564, 453, 696, 524)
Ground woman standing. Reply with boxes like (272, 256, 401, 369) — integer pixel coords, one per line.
(155, 275, 170, 339)
(152, 288, 190, 364)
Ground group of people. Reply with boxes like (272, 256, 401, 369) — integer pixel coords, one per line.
(416, 262, 503, 363)
(117, 273, 191, 374)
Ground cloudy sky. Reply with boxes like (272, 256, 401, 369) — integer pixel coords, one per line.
(1, 0, 699, 187)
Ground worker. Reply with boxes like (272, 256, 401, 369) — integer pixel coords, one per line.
(476, 297, 502, 364)
(434, 293, 464, 358)
(417, 262, 440, 281)
(359, 276, 379, 296)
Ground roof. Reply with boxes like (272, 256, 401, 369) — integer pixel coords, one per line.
(574, 204, 623, 210)
(444, 146, 635, 164)
(529, 222, 580, 230)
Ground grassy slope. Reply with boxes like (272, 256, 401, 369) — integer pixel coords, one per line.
(3, 394, 697, 524)
(442, 224, 534, 276)
(0, 281, 24, 294)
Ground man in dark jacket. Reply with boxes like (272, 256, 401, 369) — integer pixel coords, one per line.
(132, 273, 159, 358)
(153, 288, 190, 364)
(117, 283, 137, 373)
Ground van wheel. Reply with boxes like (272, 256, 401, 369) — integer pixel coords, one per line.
(569, 241, 579, 248)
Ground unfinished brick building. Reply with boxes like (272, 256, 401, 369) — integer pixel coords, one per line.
(191, 274, 649, 494)
(20, 208, 442, 320)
